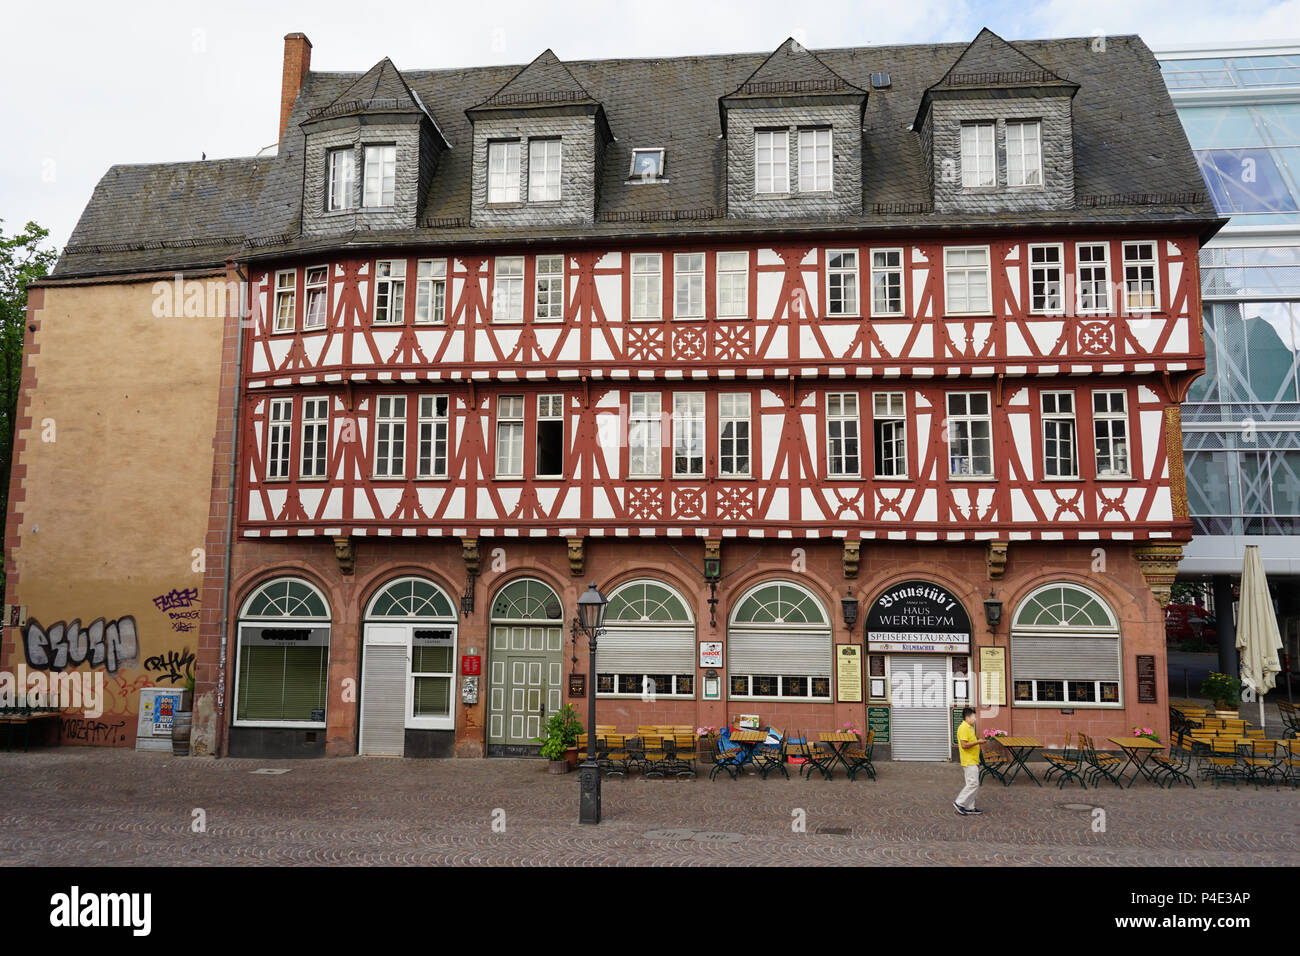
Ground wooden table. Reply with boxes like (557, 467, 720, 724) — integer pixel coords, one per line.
(988, 736, 1043, 786)
(1107, 736, 1163, 787)
(815, 731, 860, 777)
(729, 730, 769, 768)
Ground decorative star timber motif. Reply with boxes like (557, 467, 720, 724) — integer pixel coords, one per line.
(1132, 543, 1184, 610)
(1078, 321, 1114, 354)
(672, 326, 706, 361)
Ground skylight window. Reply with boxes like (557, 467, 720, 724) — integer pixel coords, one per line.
(630, 148, 665, 182)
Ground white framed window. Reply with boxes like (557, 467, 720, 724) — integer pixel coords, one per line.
(1006, 120, 1042, 187)
(672, 392, 705, 477)
(870, 248, 903, 316)
(374, 395, 407, 479)
(300, 396, 329, 479)
(630, 254, 662, 320)
(1076, 243, 1111, 314)
(536, 393, 564, 478)
(629, 148, 665, 181)
(719, 393, 751, 477)
(1011, 583, 1122, 709)
(872, 392, 907, 478)
(373, 260, 406, 325)
(798, 128, 832, 192)
(326, 148, 354, 211)
(362, 144, 396, 207)
(826, 392, 860, 478)
(947, 391, 993, 477)
(1123, 241, 1159, 313)
(487, 140, 521, 203)
(273, 270, 296, 333)
(303, 266, 329, 330)
(1029, 244, 1064, 314)
(493, 256, 524, 322)
(535, 255, 564, 321)
(417, 395, 449, 479)
(414, 259, 447, 325)
(674, 253, 704, 318)
(1093, 390, 1130, 478)
(716, 251, 748, 318)
(495, 395, 524, 478)
(1041, 391, 1078, 479)
(755, 129, 789, 194)
(960, 121, 996, 187)
(409, 626, 457, 729)
(827, 250, 858, 317)
(727, 581, 832, 701)
(267, 397, 293, 480)
(629, 392, 661, 478)
(528, 139, 562, 202)
(944, 246, 991, 314)
(235, 578, 330, 728)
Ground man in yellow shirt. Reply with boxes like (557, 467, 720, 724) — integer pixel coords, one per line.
(954, 706, 983, 815)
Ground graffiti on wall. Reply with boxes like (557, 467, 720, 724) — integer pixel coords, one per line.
(144, 647, 195, 684)
(23, 617, 139, 673)
(153, 588, 200, 633)
(60, 716, 128, 745)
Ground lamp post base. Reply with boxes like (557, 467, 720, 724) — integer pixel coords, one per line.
(579, 760, 602, 824)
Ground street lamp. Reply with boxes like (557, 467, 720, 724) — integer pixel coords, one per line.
(575, 582, 608, 824)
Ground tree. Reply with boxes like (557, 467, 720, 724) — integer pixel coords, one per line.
(0, 221, 58, 604)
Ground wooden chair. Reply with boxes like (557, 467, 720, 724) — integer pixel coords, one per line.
(668, 734, 697, 778)
(978, 739, 1012, 785)
(1243, 739, 1284, 786)
(1278, 702, 1300, 739)
(1078, 733, 1125, 787)
(1277, 740, 1300, 788)
(794, 730, 833, 780)
(1206, 737, 1246, 788)
(1150, 731, 1196, 788)
(709, 735, 740, 781)
(600, 734, 630, 778)
(751, 732, 789, 780)
(640, 733, 669, 777)
(846, 729, 877, 781)
(1042, 731, 1086, 789)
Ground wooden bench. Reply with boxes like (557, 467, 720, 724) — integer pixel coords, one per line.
(0, 708, 62, 751)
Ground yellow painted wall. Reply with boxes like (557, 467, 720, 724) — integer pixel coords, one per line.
(2, 276, 226, 745)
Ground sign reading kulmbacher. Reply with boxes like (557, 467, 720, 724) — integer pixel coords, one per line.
(865, 581, 971, 654)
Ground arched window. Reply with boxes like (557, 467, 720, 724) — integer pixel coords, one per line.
(236, 577, 330, 727)
(365, 576, 457, 620)
(728, 581, 831, 700)
(598, 580, 695, 698)
(490, 578, 564, 622)
(1010, 583, 1121, 707)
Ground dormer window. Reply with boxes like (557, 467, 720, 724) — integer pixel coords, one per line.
(326, 149, 354, 211)
(755, 130, 789, 194)
(488, 141, 521, 203)
(798, 128, 832, 192)
(363, 145, 396, 207)
(960, 122, 996, 187)
(528, 139, 562, 202)
(629, 148, 665, 182)
(1007, 121, 1042, 187)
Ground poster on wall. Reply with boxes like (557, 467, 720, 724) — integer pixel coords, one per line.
(866, 581, 972, 653)
(1136, 654, 1157, 703)
(978, 646, 1006, 706)
(835, 645, 862, 702)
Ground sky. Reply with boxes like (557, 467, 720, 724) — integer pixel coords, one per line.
(3, 0, 1299, 253)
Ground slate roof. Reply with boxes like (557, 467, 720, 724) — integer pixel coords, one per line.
(54, 30, 1221, 278)
(471, 48, 599, 109)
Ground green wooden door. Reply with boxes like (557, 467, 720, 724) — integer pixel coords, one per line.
(488, 624, 562, 749)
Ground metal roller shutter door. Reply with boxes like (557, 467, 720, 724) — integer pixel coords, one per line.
(890, 655, 951, 761)
(727, 628, 831, 676)
(1011, 636, 1120, 681)
(361, 625, 407, 756)
(597, 627, 695, 672)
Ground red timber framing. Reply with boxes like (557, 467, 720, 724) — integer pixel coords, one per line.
(235, 230, 1204, 544)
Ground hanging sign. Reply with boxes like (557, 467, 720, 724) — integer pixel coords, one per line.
(866, 581, 972, 653)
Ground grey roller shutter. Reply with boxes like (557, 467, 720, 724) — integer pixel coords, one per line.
(361, 625, 407, 756)
(597, 626, 694, 672)
(728, 628, 831, 676)
(1011, 635, 1119, 681)
(890, 655, 951, 761)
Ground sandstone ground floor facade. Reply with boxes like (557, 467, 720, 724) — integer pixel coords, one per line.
(196, 536, 1180, 761)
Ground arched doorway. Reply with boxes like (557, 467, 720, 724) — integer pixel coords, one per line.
(487, 577, 564, 755)
(360, 576, 458, 756)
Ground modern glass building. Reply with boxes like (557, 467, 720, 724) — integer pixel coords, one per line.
(1156, 42, 1300, 678)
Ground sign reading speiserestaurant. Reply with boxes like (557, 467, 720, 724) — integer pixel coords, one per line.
(865, 581, 972, 653)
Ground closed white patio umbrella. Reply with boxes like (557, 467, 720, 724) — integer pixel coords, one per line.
(1235, 545, 1283, 731)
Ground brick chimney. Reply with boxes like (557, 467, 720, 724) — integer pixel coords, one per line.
(279, 32, 313, 145)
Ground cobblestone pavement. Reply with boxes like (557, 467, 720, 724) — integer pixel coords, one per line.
(1, 749, 1296, 866)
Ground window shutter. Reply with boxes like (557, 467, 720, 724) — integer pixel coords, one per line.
(727, 628, 831, 676)
(1011, 635, 1119, 682)
(597, 626, 694, 673)
(361, 625, 408, 755)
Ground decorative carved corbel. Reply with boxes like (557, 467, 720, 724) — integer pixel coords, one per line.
(567, 537, 585, 577)
(842, 540, 861, 579)
(1132, 543, 1184, 610)
(333, 537, 355, 576)
(462, 537, 480, 578)
(987, 540, 1009, 580)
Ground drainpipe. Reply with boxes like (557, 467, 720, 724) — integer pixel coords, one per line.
(215, 261, 248, 755)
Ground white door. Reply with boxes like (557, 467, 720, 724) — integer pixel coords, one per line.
(360, 624, 408, 756)
(889, 655, 952, 761)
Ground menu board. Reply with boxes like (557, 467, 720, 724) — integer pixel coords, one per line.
(1136, 654, 1157, 703)
(867, 705, 890, 743)
(835, 645, 862, 702)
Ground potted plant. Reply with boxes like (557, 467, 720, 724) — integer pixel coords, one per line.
(1200, 671, 1241, 710)
(534, 704, 584, 774)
